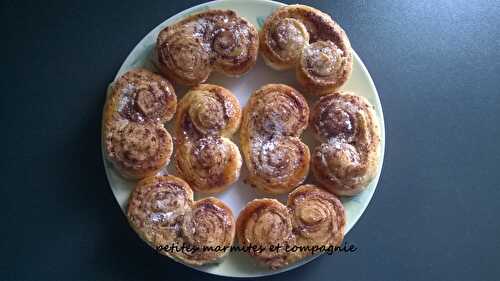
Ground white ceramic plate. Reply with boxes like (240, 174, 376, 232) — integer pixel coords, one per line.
(102, 0, 385, 277)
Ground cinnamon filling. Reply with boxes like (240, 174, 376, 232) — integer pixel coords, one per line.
(252, 137, 304, 179)
(270, 18, 308, 60)
(252, 91, 306, 136)
(161, 39, 210, 74)
(191, 137, 227, 171)
(303, 41, 343, 77)
(112, 123, 165, 165)
(213, 29, 244, 58)
(316, 106, 356, 142)
(188, 93, 225, 134)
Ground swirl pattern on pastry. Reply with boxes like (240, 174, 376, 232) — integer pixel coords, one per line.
(156, 10, 258, 85)
(288, 185, 345, 252)
(127, 175, 235, 266)
(240, 84, 310, 194)
(310, 92, 380, 196)
(175, 198, 235, 265)
(259, 5, 353, 95)
(236, 199, 296, 269)
(174, 84, 242, 193)
(236, 185, 345, 269)
(103, 69, 177, 179)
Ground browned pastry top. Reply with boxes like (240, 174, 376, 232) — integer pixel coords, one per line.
(263, 5, 350, 53)
(260, 5, 353, 94)
(127, 175, 235, 266)
(240, 84, 310, 194)
(157, 10, 258, 85)
(103, 69, 177, 179)
(246, 85, 309, 137)
(174, 84, 242, 194)
(236, 198, 296, 269)
(127, 176, 194, 246)
(310, 92, 380, 196)
(236, 185, 345, 269)
(288, 185, 345, 248)
(108, 68, 177, 124)
(175, 84, 241, 141)
(105, 121, 173, 178)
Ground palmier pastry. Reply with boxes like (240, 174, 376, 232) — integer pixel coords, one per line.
(103, 69, 177, 179)
(259, 5, 353, 95)
(288, 185, 345, 256)
(174, 84, 242, 193)
(236, 184, 345, 269)
(236, 198, 297, 269)
(310, 92, 380, 196)
(240, 84, 310, 194)
(127, 175, 235, 266)
(156, 10, 258, 85)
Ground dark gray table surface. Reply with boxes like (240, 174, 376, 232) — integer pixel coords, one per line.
(1, 0, 499, 280)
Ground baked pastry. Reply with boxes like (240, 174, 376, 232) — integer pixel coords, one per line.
(103, 69, 177, 179)
(310, 92, 380, 196)
(236, 184, 345, 269)
(240, 84, 310, 194)
(127, 175, 235, 266)
(174, 84, 242, 193)
(259, 5, 353, 95)
(156, 9, 258, 85)
(288, 185, 345, 255)
(235, 198, 297, 269)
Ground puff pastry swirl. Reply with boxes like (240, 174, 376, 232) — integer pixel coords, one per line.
(310, 92, 381, 196)
(103, 69, 177, 179)
(174, 84, 242, 193)
(259, 5, 353, 95)
(236, 184, 345, 269)
(156, 9, 259, 85)
(127, 175, 235, 266)
(240, 84, 310, 194)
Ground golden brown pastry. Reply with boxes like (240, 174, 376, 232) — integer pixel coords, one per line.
(104, 121, 173, 179)
(236, 184, 345, 269)
(240, 84, 310, 194)
(127, 175, 235, 266)
(259, 5, 353, 95)
(235, 198, 297, 269)
(156, 10, 258, 85)
(174, 197, 235, 265)
(103, 69, 177, 179)
(127, 175, 193, 248)
(288, 185, 345, 255)
(310, 92, 381, 196)
(174, 84, 242, 193)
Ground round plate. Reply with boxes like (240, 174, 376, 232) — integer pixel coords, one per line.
(102, 0, 385, 277)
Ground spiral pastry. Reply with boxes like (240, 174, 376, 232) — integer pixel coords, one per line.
(127, 175, 193, 250)
(259, 5, 353, 95)
(236, 199, 297, 269)
(310, 92, 381, 196)
(127, 175, 235, 266)
(240, 84, 310, 194)
(174, 198, 235, 265)
(288, 185, 345, 256)
(103, 69, 177, 179)
(174, 84, 242, 193)
(236, 185, 346, 269)
(156, 10, 258, 85)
